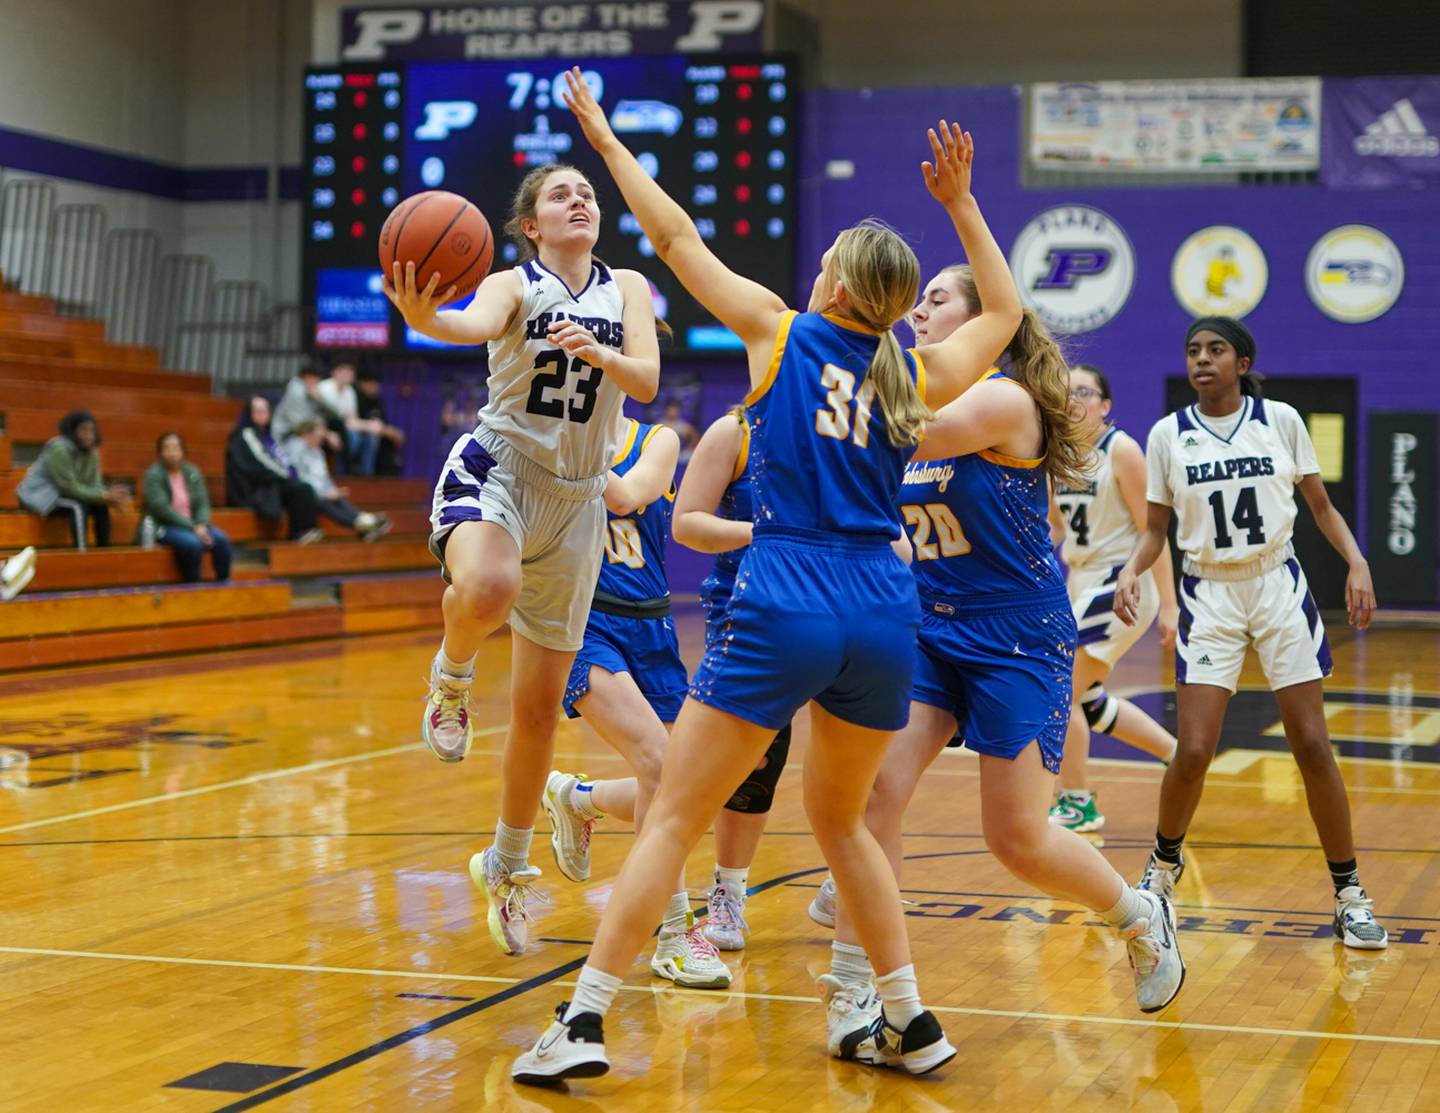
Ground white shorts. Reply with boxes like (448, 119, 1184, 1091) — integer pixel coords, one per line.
(1070, 561, 1157, 668)
(1176, 556, 1333, 693)
(430, 420, 607, 653)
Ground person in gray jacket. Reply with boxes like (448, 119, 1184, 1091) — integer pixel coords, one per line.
(281, 420, 390, 541)
(272, 361, 344, 448)
(16, 410, 132, 549)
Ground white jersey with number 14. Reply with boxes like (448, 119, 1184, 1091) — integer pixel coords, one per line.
(1145, 396, 1319, 567)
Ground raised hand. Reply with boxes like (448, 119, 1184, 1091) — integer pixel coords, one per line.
(921, 120, 974, 209)
(383, 261, 456, 329)
(561, 67, 618, 154)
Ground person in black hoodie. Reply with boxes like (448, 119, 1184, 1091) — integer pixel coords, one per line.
(225, 395, 322, 542)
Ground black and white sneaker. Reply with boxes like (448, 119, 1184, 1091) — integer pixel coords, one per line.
(1334, 886, 1388, 950)
(511, 1002, 610, 1086)
(1138, 851, 1185, 903)
(867, 1009, 956, 1075)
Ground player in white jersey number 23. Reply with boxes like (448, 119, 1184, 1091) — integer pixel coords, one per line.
(386, 164, 662, 959)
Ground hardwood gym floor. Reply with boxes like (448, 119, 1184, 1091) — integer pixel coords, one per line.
(2, 612, 1438, 1111)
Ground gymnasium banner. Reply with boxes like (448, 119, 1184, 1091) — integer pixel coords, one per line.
(1366, 412, 1438, 605)
(1321, 77, 1440, 189)
(1028, 78, 1321, 173)
(340, 2, 766, 61)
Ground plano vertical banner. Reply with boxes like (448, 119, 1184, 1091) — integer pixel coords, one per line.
(1366, 412, 1438, 605)
(341, 3, 766, 61)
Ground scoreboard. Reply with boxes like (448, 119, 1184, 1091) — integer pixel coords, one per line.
(302, 56, 798, 356)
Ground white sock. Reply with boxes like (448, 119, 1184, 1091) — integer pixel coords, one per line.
(494, 821, 532, 874)
(571, 781, 603, 819)
(563, 965, 622, 1021)
(829, 940, 873, 990)
(437, 645, 475, 679)
(875, 963, 924, 1028)
(715, 866, 748, 894)
(660, 890, 690, 934)
(1101, 883, 1148, 930)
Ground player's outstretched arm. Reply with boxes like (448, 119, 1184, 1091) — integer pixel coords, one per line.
(913, 123, 1022, 409)
(672, 416, 753, 554)
(561, 68, 787, 370)
(1115, 502, 1171, 626)
(604, 425, 679, 516)
(1298, 473, 1376, 629)
(384, 265, 522, 346)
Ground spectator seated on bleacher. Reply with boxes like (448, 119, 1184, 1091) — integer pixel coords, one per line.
(281, 420, 391, 542)
(226, 395, 323, 543)
(141, 433, 232, 583)
(318, 358, 386, 476)
(356, 370, 406, 476)
(16, 410, 132, 550)
(272, 361, 343, 451)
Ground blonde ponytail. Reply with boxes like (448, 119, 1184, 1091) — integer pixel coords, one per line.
(826, 220, 932, 447)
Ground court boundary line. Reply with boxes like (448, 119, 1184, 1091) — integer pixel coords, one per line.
(5, 943, 1436, 1054)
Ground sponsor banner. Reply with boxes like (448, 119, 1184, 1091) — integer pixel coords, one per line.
(1304, 224, 1405, 323)
(1171, 225, 1268, 319)
(340, 2, 765, 61)
(1322, 76, 1440, 189)
(1029, 78, 1321, 173)
(1008, 205, 1135, 334)
(1367, 412, 1437, 605)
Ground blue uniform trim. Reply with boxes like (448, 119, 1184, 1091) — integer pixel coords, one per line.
(1252, 396, 1268, 425)
(1189, 397, 1252, 445)
(1082, 591, 1116, 619)
(1175, 409, 1196, 434)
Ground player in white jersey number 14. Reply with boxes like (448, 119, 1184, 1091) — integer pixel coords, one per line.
(386, 166, 662, 959)
(1116, 315, 1387, 951)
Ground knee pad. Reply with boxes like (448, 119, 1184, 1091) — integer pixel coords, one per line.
(1081, 683, 1120, 733)
(724, 724, 792, 814)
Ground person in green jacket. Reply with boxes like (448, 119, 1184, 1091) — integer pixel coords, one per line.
(141, 433, 232, 583)
(16, 410, 132, 549)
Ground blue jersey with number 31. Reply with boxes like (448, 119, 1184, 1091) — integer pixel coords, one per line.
(746, 311, 925, 539)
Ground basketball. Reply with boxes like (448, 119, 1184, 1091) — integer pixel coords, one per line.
(378, 190, 493, 303)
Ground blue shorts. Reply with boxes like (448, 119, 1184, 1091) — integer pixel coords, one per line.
(689, 528, 920, 732)
(910, 587, 1076, 773)
(563, 609, 688, 723)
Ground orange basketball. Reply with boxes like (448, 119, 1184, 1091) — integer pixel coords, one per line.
(378, 190, 493, 304)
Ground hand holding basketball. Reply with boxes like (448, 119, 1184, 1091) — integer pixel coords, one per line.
(562, 67, 617, 153)
(383, 261, 450, 329)
(922, 120, 974, 208)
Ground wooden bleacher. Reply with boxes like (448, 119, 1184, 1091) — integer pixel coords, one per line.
(0, 283, 443, 671)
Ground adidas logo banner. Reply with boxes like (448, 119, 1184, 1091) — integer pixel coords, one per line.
(1322, 77, 1440, 189)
